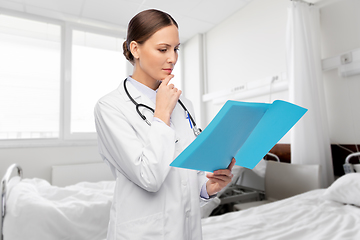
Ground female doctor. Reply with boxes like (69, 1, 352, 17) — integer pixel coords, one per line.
(94, 9, 235, 240)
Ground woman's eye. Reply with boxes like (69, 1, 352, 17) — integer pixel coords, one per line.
(175, 48, 180, 52)
(159, 49, 167, 52)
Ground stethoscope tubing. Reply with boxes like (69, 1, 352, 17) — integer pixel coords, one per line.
(123, 78, 201, 136)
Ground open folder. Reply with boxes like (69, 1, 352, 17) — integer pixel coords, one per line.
(170, 100, 307, 172)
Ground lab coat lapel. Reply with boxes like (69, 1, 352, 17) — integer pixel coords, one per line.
(118, 79, 156, 119)
(171, 99, 196, 158)
(118, 79, 141, 102)
(172, 98, 196, 140)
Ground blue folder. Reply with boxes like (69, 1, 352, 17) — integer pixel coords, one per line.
(170, 100, 307, 172)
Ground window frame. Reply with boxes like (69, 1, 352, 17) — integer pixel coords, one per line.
(63, 23, 127, 140)
(0, 9, 127, 148)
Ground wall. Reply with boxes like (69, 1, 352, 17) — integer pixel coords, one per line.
(0, 145, 102, 183)
(182, 34, 205, 128)
(321, 0, 360, 144)
(185, 0, 290, 142)
(183, 0, 360, 145)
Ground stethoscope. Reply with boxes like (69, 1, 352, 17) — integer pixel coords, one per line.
(124, 78, 202, 137)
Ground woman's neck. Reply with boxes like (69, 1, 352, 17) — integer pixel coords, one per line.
(131, 67, 160, 90)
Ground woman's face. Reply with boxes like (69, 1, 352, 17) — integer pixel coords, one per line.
(132, 24, 180, 87)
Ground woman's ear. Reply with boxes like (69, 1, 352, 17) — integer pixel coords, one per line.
(130, 41, 140, 60)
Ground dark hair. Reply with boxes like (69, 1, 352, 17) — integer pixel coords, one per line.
(123, 9, 178, 65)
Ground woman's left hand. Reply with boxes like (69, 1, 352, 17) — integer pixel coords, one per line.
(206, 158, 236, 197)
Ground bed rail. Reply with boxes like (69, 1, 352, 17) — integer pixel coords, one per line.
(1, 164, 23, 240)
(343, 152, 360, 174)
(265, 152, 280, 162)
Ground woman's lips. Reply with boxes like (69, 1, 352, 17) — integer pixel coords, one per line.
(163, 68, 173, 74)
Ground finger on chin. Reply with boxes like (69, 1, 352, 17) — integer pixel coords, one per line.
(161, 74, 174, 85)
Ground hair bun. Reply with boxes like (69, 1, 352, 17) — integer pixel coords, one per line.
(123, 40, 134, 64)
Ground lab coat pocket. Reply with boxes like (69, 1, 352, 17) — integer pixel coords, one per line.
(116, 212, 164, 240)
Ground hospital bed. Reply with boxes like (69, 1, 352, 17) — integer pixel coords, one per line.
(201, 152, 360, 240)
(2, 152, 360, 240)
(1, 162, 115, 240)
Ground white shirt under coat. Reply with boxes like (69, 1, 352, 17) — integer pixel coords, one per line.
(94, 77, 208, 240)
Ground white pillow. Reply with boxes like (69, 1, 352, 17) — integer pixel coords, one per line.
(323, 173, 360, 206)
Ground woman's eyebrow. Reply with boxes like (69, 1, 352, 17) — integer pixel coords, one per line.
(157, 43, 181, 47)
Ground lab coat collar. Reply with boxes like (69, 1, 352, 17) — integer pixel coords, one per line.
(118, 77, 156, 112)
(127, 76, 157, 104)
(118, 77, 141, 102)
(119, 76, 158, 102)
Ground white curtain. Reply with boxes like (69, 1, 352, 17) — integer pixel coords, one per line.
(286, 1, 334, 188)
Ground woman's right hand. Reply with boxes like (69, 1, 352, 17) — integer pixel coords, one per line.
(154, 74, 182, 126)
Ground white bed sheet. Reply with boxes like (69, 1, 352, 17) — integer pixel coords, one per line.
(201, 189, 360, 240)
(4, 178, 115, 240)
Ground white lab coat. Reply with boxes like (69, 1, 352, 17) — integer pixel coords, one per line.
(94, 79, 207, 240)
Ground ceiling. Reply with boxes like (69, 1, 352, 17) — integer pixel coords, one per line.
(0, 0, 254, 43)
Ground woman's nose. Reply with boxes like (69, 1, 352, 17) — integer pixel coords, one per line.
(167, 51, 178, 64)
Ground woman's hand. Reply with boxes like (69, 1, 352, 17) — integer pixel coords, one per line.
(206, 158, 236, 196)
(154, 74, 182, 126)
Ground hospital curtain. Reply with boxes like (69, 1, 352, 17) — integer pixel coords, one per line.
(286, 1, 334, 187)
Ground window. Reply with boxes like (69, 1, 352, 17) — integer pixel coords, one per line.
(70, 30, 125, 134)
(0, 15, 61, 140)
(0, 13, 183, 146)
